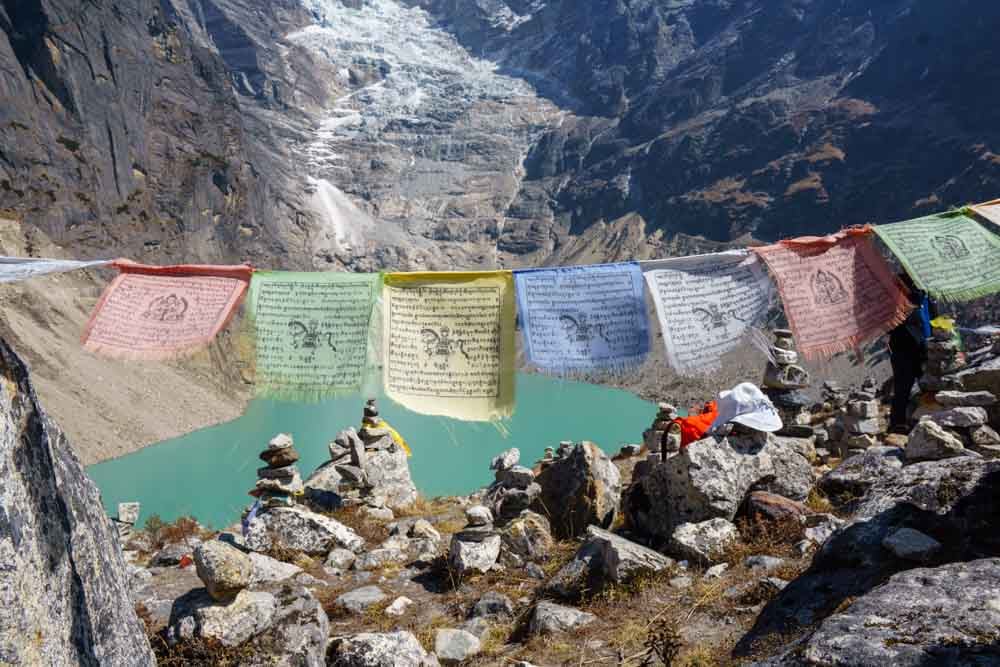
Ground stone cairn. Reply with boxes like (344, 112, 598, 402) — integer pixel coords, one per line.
(761, 329, 811, 433)
(643, 402, 680, 459)
(448, 505, 501, 578)
(112, 502, 140, 543)
(920, 323, 967, 393)
(837, 378, 885, 456)
(251, 433, 303, 507)
(484, 448, 540, 525)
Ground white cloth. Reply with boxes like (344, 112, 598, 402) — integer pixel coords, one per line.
(709, 382, 782, 433)
(641, 250, 774, 375)
(0, 256, 110, 283)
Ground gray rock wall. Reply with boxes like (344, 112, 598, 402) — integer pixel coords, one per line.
(0, 338, 155, 665)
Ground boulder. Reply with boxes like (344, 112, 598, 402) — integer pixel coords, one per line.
(363, 445, 419, 510)
(625, 433, 813, 540)
(935, 390, 997, 407)
(325, 548, 357, 571)
(0, 339, 155, 665)
(303, 462, 344, 511)
(529, 601, 597, 635)
(881, 527, 942, 562)
(435, 628, 481, 663)
(354, 546, 409, 571)
(531, 441, 621, 538)
(245, 506, 364, 555)
(742, 491, 811, 526)
(737, 456, 1000, 657)
(668, 519, 738, 564)
(248, 552, 302, 584)
(194, 540, 254, 601)
(817, 446, 904, 500)
(906, 420, 965, 462)
(496, 465, 534, 489)
(336, 585, 387, 614)
(167, 584, 329, 663)
(470, 592, 514, 619)
(329, 631, 439, 667)
(449, 534, 501, 577)
(585, 526, 674, 582)
(795, 560, 1000, 666)
(499, 510, 553, 561)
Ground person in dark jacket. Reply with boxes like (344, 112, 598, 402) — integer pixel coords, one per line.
(888, 273, 934, 432)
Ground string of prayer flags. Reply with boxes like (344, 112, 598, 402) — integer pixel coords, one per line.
(82, 260, 252, 360)
(513, 263, 650, 375)
(641, 250, 774, 375)
(246, 271, 380, 401)
(753, 228, 912, 359)
(0, 256, 111, 282)
(382, 271, 516, 422)
(874, 210, 1000, 302)
(969, 199, 1000, 230)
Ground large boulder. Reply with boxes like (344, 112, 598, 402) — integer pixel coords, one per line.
(905, 420, 965, 462)
(792, 559, 1000, 666)
(499, 510, 553, 562)
(531, 441, 621, 538)
(364, 446, 419, 510)
(0, 339, 155, 665)
(816, 446, 904, 500)
(194, 540, 254, 601)
(167, 584, 329, 663)
(737, 456, 1000, 657)
(624, 433, 813, 540)
(328, 631, 439, 666)
(449, 534, 501, 577)
(585, 526, 674, 583)
(245, 506, 364, 555)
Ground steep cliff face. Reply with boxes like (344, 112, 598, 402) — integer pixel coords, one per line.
(0, 335, 155, 665)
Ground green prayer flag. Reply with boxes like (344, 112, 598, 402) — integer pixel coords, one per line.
(873, 211, 1000, 302)
(247, 271, 380, 401)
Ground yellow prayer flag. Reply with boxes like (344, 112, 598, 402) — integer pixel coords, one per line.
(382, 271, 516, 422)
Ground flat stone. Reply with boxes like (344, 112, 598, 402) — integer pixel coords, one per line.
(935, 390, 997, 407)
(435, 628, 481, 663)
(336, 586, 387, 614)
(882, 527, 942, 562)
(268, 433, 294, 450)
(260, 447, 299, 467)
(248, 552, 302, 584)
(529, 601, 597, 635)
(329, 631, 435, 666)
(245, 506, 364, 555)
(923, 407, 988, 428)
(495, 465, 534, 489)
(256, 464, 298, 479)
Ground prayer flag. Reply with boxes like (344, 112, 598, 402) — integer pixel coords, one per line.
(641, 250, 774, 375)
(875, 210, 1000, 302)
(969, 199, 1000, 230)
(753, 228, 911, 359)
(0, 256, 110, 282)
(81, 260, 252, 360)
(246, 271, 380, 401)
(513, 263, 650, 374)
(382, 271, 515, 422)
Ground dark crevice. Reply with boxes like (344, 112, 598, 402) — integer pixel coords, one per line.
(106, 120, 121, 196)
(0, 0, 77, 114)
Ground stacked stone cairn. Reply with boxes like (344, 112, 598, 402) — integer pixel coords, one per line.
(448, 505, 501, 577)
(314, 399, 418, 511)
(252, 433, 303, 507)
(920, 323, 967, 392)
(112, 502, 140, 543)
(761, 329, 812, 433)
(836, 378, 885, 456)
(642, 402, 679, 457)
(484, 448, 541, 525)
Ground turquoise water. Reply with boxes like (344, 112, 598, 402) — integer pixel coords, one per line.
(88, 373, 655, 529)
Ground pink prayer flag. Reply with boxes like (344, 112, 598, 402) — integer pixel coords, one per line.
(82, 260, 253, 360)
(752, 228, 913, 359)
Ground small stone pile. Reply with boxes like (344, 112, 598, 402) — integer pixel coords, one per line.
(112, 501, 140, 543)
(448, 505, 501, 577)
(642, 402, 679, 455)
(836, 378, 885, 456)
(251, 433, 302, 507)
(484, 448, 541, 524)
(762, 329, 811, 433)
(920, 323, 967, 392)
(821, 381, 849, 410)
(306, 399, 418, 511)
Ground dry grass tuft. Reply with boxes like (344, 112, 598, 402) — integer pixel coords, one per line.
(140, 515, 206, 551)
(328, 506, 390, 545)
(723, 517, 803, 567)
(806, 488, 833, 514)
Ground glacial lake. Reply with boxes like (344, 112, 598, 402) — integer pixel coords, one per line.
(88, 373, 655, 529)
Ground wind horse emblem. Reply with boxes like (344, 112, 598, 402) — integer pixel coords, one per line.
(142, 293, 188, 322)
(692, 303, 751, 334)
(287, 319, 336, 352)
(420, 326, 471, 370)
(931, 235, 971, 261)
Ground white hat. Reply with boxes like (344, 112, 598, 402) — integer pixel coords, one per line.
(709, 382, 783, 433)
